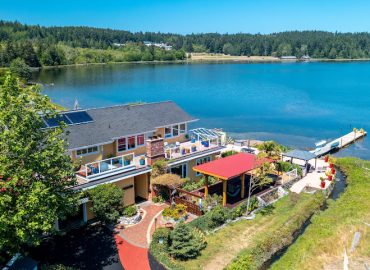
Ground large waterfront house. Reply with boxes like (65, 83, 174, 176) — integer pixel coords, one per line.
(43, 101, 225, 228)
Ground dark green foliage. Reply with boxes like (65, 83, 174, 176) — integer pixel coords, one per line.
(190, 205, 231, 232)
(169, 221, 205, 260)
(122, 205, 137, 217)
(1, 20, 370, 68)
(221, 150, 238, 158)
(182, 176, 218, 192)
(276, 161, 303, 176)
(0, 73, 77, 256)
(9, 58, 31, 81)
(88, 184, 124, 223)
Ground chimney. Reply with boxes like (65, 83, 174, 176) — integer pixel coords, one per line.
(146, 136, 165, 165)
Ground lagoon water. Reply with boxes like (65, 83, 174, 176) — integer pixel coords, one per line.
(34, 62, 370, 159)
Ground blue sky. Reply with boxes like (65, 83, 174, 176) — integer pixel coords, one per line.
(1, 0, 369, 34)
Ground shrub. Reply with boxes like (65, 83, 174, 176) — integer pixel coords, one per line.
(169, 221, 205, 260)
(207, 205, 231, 229)
(88, 184, 124, 223)
(162, 204, 187, 220)
(122, 205, 137, 217)
(152, 195, 165, 203)
(182, 176, 218, 192)
(221, 150, 238, 158)
(151, 159, 168, 178)
(231, 202, 248, 219)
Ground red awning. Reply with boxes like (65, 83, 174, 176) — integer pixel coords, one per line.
(193, 152, 272, 180)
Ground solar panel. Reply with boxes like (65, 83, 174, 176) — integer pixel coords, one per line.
(44, 114, 72, 127)
(65, 111, 93, 124)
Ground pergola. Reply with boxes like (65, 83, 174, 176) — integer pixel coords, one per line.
(193, 153, 272, 206)
(281, 149, 317, 176)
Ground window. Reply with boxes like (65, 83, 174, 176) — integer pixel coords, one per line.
(128, 136, 136, 149)
(180, 123, 186, 134)
(196, 156, 211, 176)
(165, 126, 172, 138)
(118, 138, 126, 152)
(137, 134, 145, 146)
(76, 146, 99, 156)
(172, 125, 179, 137)
(170, 163, 187, 178)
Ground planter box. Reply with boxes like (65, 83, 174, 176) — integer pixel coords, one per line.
(139, 159, 145, 166)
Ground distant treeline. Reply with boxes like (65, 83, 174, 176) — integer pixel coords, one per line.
(2, 20, 370, 67)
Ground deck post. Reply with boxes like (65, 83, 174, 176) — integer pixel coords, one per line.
(241, 173, 245, 198)
(222, 180, 227, 206)
(204, 175, 209, 197)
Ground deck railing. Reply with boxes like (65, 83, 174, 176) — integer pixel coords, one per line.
(165, 139, 219, 160)
(83, 153, 136, 180)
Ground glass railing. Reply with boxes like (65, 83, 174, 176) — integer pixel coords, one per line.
(83, 153, 136, 179)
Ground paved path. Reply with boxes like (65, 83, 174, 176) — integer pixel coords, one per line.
(115, 234, 151, 270)
(115, 202, 167, 270)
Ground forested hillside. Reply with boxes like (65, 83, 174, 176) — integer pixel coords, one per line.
(1, 20, 370, 68)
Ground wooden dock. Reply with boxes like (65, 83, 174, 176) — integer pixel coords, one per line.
(311, 129, 367, 157)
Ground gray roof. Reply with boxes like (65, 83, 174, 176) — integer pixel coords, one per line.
(283, 149, 316, 161)
(65, 101, 196, 149)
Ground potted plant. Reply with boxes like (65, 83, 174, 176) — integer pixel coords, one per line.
(326, 172, 333, 181)
(324, 156, 329, 162)
(320, 177, 326, 188)
(191, 144, 197, 152)
(329, 163, 334, 168)
(139, 156, 145, 166)
(331, 168, 336, 174)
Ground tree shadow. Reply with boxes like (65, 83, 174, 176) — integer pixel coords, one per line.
(28, 224, 123, 270)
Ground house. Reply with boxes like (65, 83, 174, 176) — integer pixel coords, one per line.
(43, 101, 224, 228)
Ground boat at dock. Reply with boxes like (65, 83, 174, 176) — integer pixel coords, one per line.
(311, 129, 367, 157)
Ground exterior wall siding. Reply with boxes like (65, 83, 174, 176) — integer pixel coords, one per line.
(135, 173, 149, 199)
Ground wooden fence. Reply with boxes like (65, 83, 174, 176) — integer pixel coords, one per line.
(174, 197, 203, 216)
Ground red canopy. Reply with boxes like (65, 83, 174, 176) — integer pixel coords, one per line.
(193, 152, 272, 180)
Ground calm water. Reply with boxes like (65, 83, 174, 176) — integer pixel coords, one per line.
(33, 62, 370, 159)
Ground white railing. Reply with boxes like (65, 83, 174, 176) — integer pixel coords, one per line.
(83, 153, 136, 180)
(164, 139, 219, 160)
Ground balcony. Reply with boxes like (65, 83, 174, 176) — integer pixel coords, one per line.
(76, 153, 148, 181)
(165, 139, 220, 160)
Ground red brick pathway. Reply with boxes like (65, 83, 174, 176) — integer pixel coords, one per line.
(118, 202, 166, 248)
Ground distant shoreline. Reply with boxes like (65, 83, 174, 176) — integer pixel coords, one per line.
(3, 56, 370, 72)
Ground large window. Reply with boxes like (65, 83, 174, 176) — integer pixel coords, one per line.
(165, 126, 172, 138)
(180, 123, 186, 134)
(128, 136, 136, 149)
(118, 138, 126, 152)
(137, 134, 145, 146)
(170, 163, 187, 178)
(164, 123, 186, 138)
(172, 125, 179, 137)
(196, 156, 211, 176)
(76, 146, 99, 156)
(117, 134, 147, 152)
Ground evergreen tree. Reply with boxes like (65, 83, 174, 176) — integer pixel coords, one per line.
(170, 221, 201, 260)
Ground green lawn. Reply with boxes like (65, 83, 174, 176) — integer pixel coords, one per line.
(154, 192, 324, 270)
(270, 157, 370, 270)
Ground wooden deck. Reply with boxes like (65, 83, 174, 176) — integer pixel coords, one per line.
(311, 130, 367, 157)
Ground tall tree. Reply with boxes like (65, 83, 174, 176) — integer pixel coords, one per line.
(0, 73, 77, 256)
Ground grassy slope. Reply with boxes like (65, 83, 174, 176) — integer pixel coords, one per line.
(166, 193, 324, 270)
(271, 157, 370, 270)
